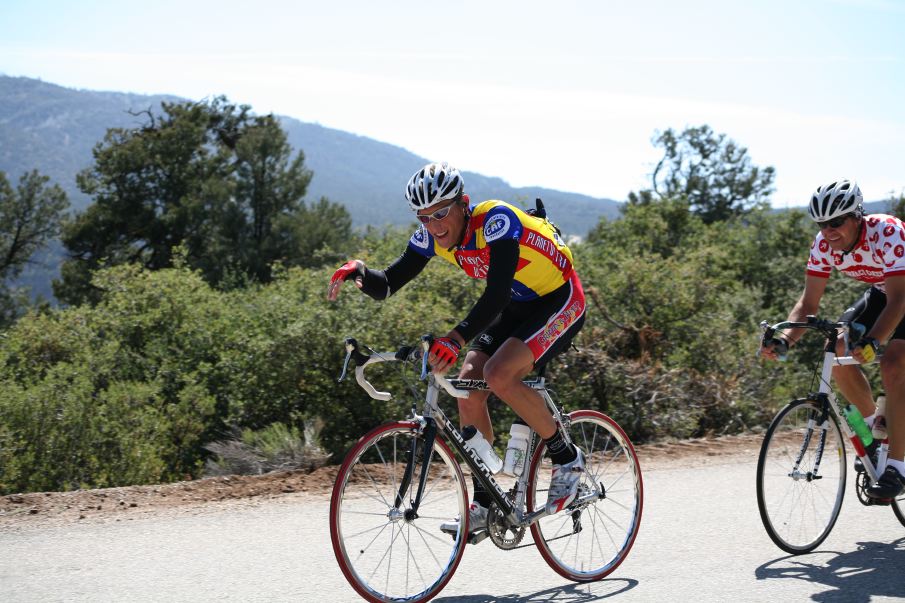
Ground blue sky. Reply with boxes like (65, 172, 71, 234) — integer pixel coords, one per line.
(1, 0, 903, 206)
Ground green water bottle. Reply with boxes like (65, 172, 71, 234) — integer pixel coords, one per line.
(842, 404, 874, 447)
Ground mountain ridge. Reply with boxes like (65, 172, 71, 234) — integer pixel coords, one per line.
(0, 75, 622, 236)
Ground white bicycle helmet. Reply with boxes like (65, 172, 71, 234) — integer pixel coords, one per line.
(808, 180, 863, 222)
(405, 162, 464, 211)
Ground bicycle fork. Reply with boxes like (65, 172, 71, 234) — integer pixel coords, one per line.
(393, 419, 437, 518)
(790, 397, 830, 482)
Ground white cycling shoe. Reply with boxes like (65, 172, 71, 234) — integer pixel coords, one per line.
(440, 502, 488, 536)
(546, 449, 585, 514)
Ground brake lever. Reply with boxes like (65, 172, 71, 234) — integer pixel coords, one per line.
(338, 337, 359, 382)
(420, 335, 433, 380)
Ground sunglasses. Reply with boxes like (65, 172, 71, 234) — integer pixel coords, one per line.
(817, 214, 850, 230)
(416, 204, 455, 224)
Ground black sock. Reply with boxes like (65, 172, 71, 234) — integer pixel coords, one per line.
(472, 475, 492, 508)
(545, 431, 577, 466)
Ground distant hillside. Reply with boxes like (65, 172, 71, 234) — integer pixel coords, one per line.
(0, 76, 621, 238)
(0, 76, 623, 301)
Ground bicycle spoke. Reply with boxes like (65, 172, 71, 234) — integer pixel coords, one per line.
(342, 509, 393, 517)
(356, 453, 393, 509)
(410, 521, 449, 570)
(400, 523, 428, 593)
(345, 519, 392, 542)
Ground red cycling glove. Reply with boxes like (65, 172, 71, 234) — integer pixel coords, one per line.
(327, 260, 364, 300)
(429, 337, 461, 367)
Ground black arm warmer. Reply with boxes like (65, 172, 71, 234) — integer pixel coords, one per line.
(455, 239, 519, 342)
(358, 246, 430, 300)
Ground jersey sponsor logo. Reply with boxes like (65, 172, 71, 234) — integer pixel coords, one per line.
(819, 240, 830, 253)
(524, 230, 570, 270)
(885, 225, 896, 237)
(410, 225, 430, 250)
(483, 214, 512, 242)
(537, 300, 583, 347)
(842, 267, 884, 280)
(478, 333, 493, 346)
(455, 250, 490, 279)
(897, 245, 905, 258)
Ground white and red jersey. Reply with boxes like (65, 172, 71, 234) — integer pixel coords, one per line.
(806, 214, 905, 292)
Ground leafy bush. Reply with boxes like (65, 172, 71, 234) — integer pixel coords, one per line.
(0, 203, 879, 494)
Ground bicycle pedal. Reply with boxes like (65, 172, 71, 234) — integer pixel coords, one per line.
(468, 530, 490, 545)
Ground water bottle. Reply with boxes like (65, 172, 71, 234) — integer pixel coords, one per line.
(842, 404, 874, 447)
(502, 419, 531, 477)
(461, 425, 503, 474)
(871, 394, 888, 440)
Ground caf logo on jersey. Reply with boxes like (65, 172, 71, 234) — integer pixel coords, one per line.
(484, 214, 511, 242)
(410, 225, 430, 249)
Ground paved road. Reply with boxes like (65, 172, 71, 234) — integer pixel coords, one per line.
(2, 455, 905, 602)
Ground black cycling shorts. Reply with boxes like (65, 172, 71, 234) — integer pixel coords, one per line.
(838, 286, 905, 341)
(469, 272, 586, 369)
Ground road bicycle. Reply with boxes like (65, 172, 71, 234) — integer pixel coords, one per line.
(756, 316, 905, 555)
(329, 336, 643, 603)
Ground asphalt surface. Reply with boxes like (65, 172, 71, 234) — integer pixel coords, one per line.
(2, 454, 905, 602)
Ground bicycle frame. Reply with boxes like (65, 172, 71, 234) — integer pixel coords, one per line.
(762, 317, 886, 482)
(340, 337, 581, 530)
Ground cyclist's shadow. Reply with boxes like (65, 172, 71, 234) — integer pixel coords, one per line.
(434, 578, 639, 602)
(756, 537, 905, 602)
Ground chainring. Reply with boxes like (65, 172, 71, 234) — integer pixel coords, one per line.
(486, 501, 526, 550)
(855, 471, 892, 506)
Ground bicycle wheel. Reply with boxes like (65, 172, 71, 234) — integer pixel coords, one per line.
(756, 398, 846, 554)
(527, 410, 643, 581)
(892, 489, 905, 526)
(330, 421, 469, 603)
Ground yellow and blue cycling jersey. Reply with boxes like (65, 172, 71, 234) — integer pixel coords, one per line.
(407, 200, 575, 301)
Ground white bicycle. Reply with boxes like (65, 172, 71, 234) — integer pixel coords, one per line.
(757, 316, 905, 554)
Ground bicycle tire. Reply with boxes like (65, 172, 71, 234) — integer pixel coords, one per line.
(330, 421, 468, 603)
(892, 490, 905, 526)
(526, 410, 643, 581)
(756, 398, 846, 554)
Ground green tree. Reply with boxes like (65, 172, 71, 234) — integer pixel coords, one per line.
(886, 188, 905, 220)
(0, 170, 69, 326)
(649, 125, 775, 223)
(56, 97, 350, 303)
(587, 194, 705, 259)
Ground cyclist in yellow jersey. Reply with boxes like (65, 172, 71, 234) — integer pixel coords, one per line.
(328, 162, 587, 533)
